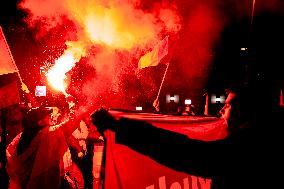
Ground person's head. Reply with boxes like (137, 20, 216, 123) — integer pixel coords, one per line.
(23, 107, 54, 130)
(219, 85, 252, 131)
(219, 91, 237, 122)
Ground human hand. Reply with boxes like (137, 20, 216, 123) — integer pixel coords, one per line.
(153, 98, 160, 112)
(91, 108, 117, 134)
(77, 152, 84, 158)
(98, 135, 104, 141)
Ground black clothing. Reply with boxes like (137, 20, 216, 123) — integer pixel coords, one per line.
(111, 107, 283, 189)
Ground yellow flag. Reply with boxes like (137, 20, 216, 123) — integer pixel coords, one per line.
(0, 26, 18, 75)
(138, 36, 169, 69)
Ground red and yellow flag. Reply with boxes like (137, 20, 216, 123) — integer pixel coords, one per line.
(0, 26, 18, 75)
(138, 36, 169, 69)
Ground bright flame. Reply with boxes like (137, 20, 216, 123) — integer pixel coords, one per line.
(82, 4, 159, 49)
(20, 0, 182, 103)
(47, 53, 75, 93)
(47, 43, 86, 94)
(85, 13, 116, 46)
(19, 0, 182, 50)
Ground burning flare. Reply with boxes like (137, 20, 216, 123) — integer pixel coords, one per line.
(47, 43, 86, 94)
(21, 0, 182, 100)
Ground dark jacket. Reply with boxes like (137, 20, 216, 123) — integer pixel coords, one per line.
(112, 107, 283, 189)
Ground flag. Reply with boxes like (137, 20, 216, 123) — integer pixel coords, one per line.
(0, 26, 20, 109)
(0, 26, 18, 75)
(138, 36, 169, 69)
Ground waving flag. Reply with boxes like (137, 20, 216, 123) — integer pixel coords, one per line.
(0, 26, 18, 75)
(103, 110, 228, 189)
(0, 26, 20, 109)
(138, 36, 169, 69)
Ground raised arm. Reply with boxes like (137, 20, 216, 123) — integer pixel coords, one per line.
(91, 108, 233, 178)
(58, 105, 95, 138)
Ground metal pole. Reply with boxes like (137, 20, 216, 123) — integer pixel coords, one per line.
(153, 63, 170, 112)
(156, 62, 170, 99)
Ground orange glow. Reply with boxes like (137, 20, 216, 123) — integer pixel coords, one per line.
(79, 3, 159, 49)
(85, 13, 116, 46)
(19, 0, 182, 50)
(20, 0, 182, 101)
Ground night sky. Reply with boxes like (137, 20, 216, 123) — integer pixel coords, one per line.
(1, 0, 284, 113)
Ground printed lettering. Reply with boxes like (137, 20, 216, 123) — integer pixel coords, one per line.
(191, 176, 198, 189)
(146, 185, 155, 189)
(145, 175, 212, 189)
(170, 182, 182, 189)
(198, 178, 211, 189)
(183, 177, 190, 189)
(159, 176, 166, 189)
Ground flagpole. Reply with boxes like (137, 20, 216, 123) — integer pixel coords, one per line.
(153, 62, 170, 111)
(157, 62, 170, 99)
(7, 44, 28, 93)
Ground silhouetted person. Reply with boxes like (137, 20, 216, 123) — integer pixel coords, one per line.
(91, 85, 284, 189)
(6, 105, 93, 189)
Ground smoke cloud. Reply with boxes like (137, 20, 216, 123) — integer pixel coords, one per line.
(17, 0, 284, 110)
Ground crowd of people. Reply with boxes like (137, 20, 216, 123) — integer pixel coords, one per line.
(4, 94, 104, 189)
(1, 59, 283, 189)
(2, 20, 284, 188)
(1, 75, 283, 189)
(91, 85, 284, 189)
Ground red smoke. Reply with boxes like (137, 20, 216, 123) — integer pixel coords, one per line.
(17, 0, 283, 110)
(18, 0, 182, 109)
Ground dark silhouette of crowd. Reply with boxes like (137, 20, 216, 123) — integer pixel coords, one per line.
(4, 100, 104, 189)
(91, 82, 284, 189)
